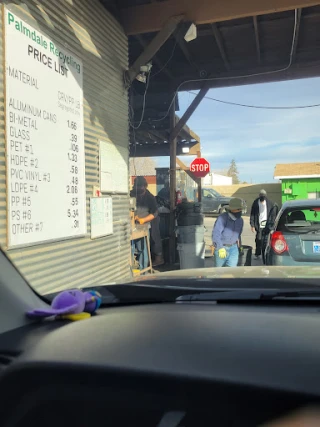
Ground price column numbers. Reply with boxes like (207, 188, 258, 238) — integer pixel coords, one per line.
(68, 120, 77, 130)
(67, 120, 80, 229)
(67, 208, 79, 218)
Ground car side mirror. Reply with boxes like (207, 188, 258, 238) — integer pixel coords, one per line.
(206, 194, 213, 199)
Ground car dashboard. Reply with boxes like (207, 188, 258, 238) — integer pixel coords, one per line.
(0, 301, 320, 426)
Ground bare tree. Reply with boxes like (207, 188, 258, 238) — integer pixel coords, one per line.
(227, 159, 240, 184)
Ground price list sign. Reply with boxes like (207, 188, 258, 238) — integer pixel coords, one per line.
(4, 9, 87, 248)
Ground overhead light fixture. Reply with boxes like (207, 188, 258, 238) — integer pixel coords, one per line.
(140, 62, 152, 73)
(135, 62, 153, 84)
(136, 73, 147, 83)
(184, 23, 197, 42)
(182, 147, 190, 154)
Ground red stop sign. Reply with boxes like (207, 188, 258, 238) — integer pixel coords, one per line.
(190, 158, 210, 178)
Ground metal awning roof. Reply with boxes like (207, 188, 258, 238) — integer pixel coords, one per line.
(130, 113, 200, 157)
(101, 0, 320, 157)
(126, 4, 320, 90)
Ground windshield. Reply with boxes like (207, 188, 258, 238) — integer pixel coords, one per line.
(205, 188, 222, 198)
(1, 4, 320, 298)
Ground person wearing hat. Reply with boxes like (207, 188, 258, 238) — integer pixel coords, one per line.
(250, 189, 274, 260)
(212, 198, 244, 267)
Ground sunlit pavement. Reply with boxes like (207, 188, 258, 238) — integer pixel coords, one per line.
(204, 215, 263, 267)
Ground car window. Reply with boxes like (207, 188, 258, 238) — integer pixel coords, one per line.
(210, 189, 221, 197)
(204, 189, 217, 198)
(277, 207, 320, 234)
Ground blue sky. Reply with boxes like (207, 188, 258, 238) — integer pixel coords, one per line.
(154, 77, 320, 183)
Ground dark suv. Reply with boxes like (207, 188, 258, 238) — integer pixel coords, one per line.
(200, 188, 247, 215)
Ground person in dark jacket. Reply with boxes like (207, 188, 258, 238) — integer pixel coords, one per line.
(157, 179, 170, 204)
(130, 176, 164, 269)
(261, 202, 279, 264)
(250, 189, 274, 259)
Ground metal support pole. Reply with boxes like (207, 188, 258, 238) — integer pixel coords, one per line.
(167, 84, 208, 264)
(169, 105, 177, 264)
(198, 179, 202, 202)
(197, 151, 202, 203)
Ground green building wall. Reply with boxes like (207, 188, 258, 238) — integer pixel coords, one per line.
(281, 178, 320, 220)
(281, 178, 320, 203)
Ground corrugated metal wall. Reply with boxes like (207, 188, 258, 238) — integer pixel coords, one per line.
(0, 0, 131, 294)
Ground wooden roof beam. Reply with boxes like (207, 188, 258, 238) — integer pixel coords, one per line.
(147, 59, 320, 92)
(194, 10, 316, 37)
(211, 23, 230, 71)
(125, 15, 183, 83)
(169, 84, 209, 144)
(139, 131, 162, 143)
(176, 158, 199, 182)
(148, 130, 169, 143)
(179, 121, 200, 143)
(253, 16, 261, 64)
(137, 127, 170, 142)
(135, 35, 174, 80)
(136, 121, 200, 143)
(120, 0, 320, 35)
(146, 128, 183, 143)
(129, 141, 199, 157)
(187, 141, 201, 156)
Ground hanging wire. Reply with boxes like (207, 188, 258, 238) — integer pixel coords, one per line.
(150, 39, 178, 78)
(131, 127, 138, 176)
(131, 9, 299, 125)
(128, 39, 178, 131)
(187, 91, 320, 110)
(129, 71, 151, 130)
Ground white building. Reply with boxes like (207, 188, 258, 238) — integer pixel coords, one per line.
(203, 173, 232, 186)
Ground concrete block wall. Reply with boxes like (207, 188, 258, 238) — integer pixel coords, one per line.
(147, 184, 157, 195)
(207, 183, 282, 213)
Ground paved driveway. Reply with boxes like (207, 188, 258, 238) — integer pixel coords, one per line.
(204, 215, 262, 267)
